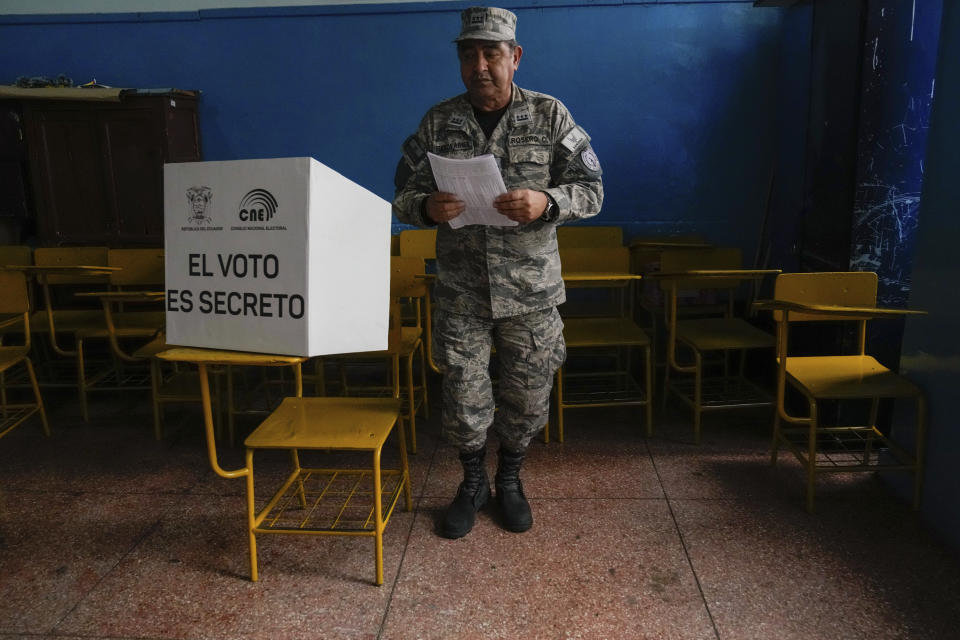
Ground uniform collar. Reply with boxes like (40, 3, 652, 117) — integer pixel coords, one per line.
(451, 84, 530, 130)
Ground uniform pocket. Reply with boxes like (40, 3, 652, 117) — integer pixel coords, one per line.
(506, 146, 552, 188)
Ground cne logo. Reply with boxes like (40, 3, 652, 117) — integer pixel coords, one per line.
(238, 188, 278, 222)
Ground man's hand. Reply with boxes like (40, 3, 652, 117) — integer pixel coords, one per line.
(425, 192, 465, 224)
(494, 189, 549, 225)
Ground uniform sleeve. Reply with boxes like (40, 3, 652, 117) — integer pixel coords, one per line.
(542, 108, 604, 225)
(392, 123, 438, 228)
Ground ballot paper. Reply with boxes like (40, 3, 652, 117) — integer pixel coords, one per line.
(427, 152, 517, 229)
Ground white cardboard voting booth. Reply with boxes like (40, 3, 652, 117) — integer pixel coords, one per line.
(164, 157, 391, 357)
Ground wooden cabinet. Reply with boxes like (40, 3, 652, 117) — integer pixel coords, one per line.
(17, 90, 201, 246)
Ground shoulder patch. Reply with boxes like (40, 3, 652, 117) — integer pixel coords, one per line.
(560, 125, 590, 153)
(580, 146, 601, 174)
(402, 135, 426, 168)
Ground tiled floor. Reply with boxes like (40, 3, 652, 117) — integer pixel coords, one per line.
(2, 383, 960, 640)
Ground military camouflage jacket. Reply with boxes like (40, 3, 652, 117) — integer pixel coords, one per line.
(393, 84, 603, 319)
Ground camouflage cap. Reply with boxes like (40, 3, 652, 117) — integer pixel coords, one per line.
(454, 6, 517, 43)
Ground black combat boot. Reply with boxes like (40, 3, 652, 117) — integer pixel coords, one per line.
(441, 447, 490, 539)
(494, 446, 533, 533)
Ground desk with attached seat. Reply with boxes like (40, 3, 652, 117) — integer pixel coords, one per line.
(155, 346, 411, 585)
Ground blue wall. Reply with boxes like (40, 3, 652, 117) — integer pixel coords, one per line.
(763, 2, 812, 275)
(0, 1, 785, 250)
(899, 0, 960, 555)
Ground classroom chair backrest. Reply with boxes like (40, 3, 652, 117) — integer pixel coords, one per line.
(0, 269, 30, 315)
(629, 234, 709, 271)
(0, 245, 33, 267)
(559, 246, 630, 274)
(107, 248, 165, 287)
(33, 246, 110, 285)
(658, 247, 742, 292)
(631, 234, 708, 245)
(390, 256, 427, 298)
(398, 228, 437, 260)
(557, 226, 623, 248)
(773, 271, 877, 323)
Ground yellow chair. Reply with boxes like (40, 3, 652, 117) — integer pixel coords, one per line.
(553, 246, 652, 441)
(628, 235, 712, 373)
(134, 333, 223, 441)
(0, 269, 49, 439)
(326, 256, 429, 453)
(0, 245, 32, 267)
(0, 245, 34, 343)
(157, 302, 412, 585)
(107, 248, 165, 292)
(73, 248, 165, 421)
(756, 271, 927, 512)
(398, 228, 441, 375)
(28, 247, 112, 383)
(628, 234, 711, 276)
(657, 247, 780, 443)
(557, 225, 623, 249)
(398, 228, 437, 262)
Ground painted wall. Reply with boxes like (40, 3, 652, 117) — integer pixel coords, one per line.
(899, 0, 960, 555)
(763, 3, 812, 276)
(0, 1, 785, 247)
(0, 0, 437, 13)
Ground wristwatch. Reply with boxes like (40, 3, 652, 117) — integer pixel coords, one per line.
(541, 195, 558, 222)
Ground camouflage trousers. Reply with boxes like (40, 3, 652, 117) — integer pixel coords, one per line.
(432, 306, 566, 452)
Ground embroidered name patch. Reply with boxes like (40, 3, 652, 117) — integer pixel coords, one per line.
(509, 134, 548, 146)
(435, 140, 474, 154)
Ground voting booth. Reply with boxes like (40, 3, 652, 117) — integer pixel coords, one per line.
(164, 157, 391, 357)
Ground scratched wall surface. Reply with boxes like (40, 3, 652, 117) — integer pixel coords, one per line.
(850, 0, 943, 307)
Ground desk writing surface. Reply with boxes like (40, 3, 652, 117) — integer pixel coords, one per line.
(628, 240, 712, 249)
(3, 264, 119, 277)
(752, 299, 927, 318)
(650, 269, 781, 279)
(155, 346, 307, 367)
(561, 271, 642, 282)
(245, 397, 402, 450)
(74, 290, 165, 302)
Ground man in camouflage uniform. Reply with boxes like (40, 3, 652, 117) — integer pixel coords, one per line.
(393, 6, 603, 538)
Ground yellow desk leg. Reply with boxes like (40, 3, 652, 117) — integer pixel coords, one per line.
(405, 352, 417, 454)
(914, 396, 926, 510)
(245, 448, 258, 582)
(644, 345, 653, 438)
(373, 447, 384, 586)
(555, 367, 565, 443)
(290, 449, 307, 508)
(197, 362, 254, 578)
(806, 400, 818, 514)
(198, 363, 248, 480)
